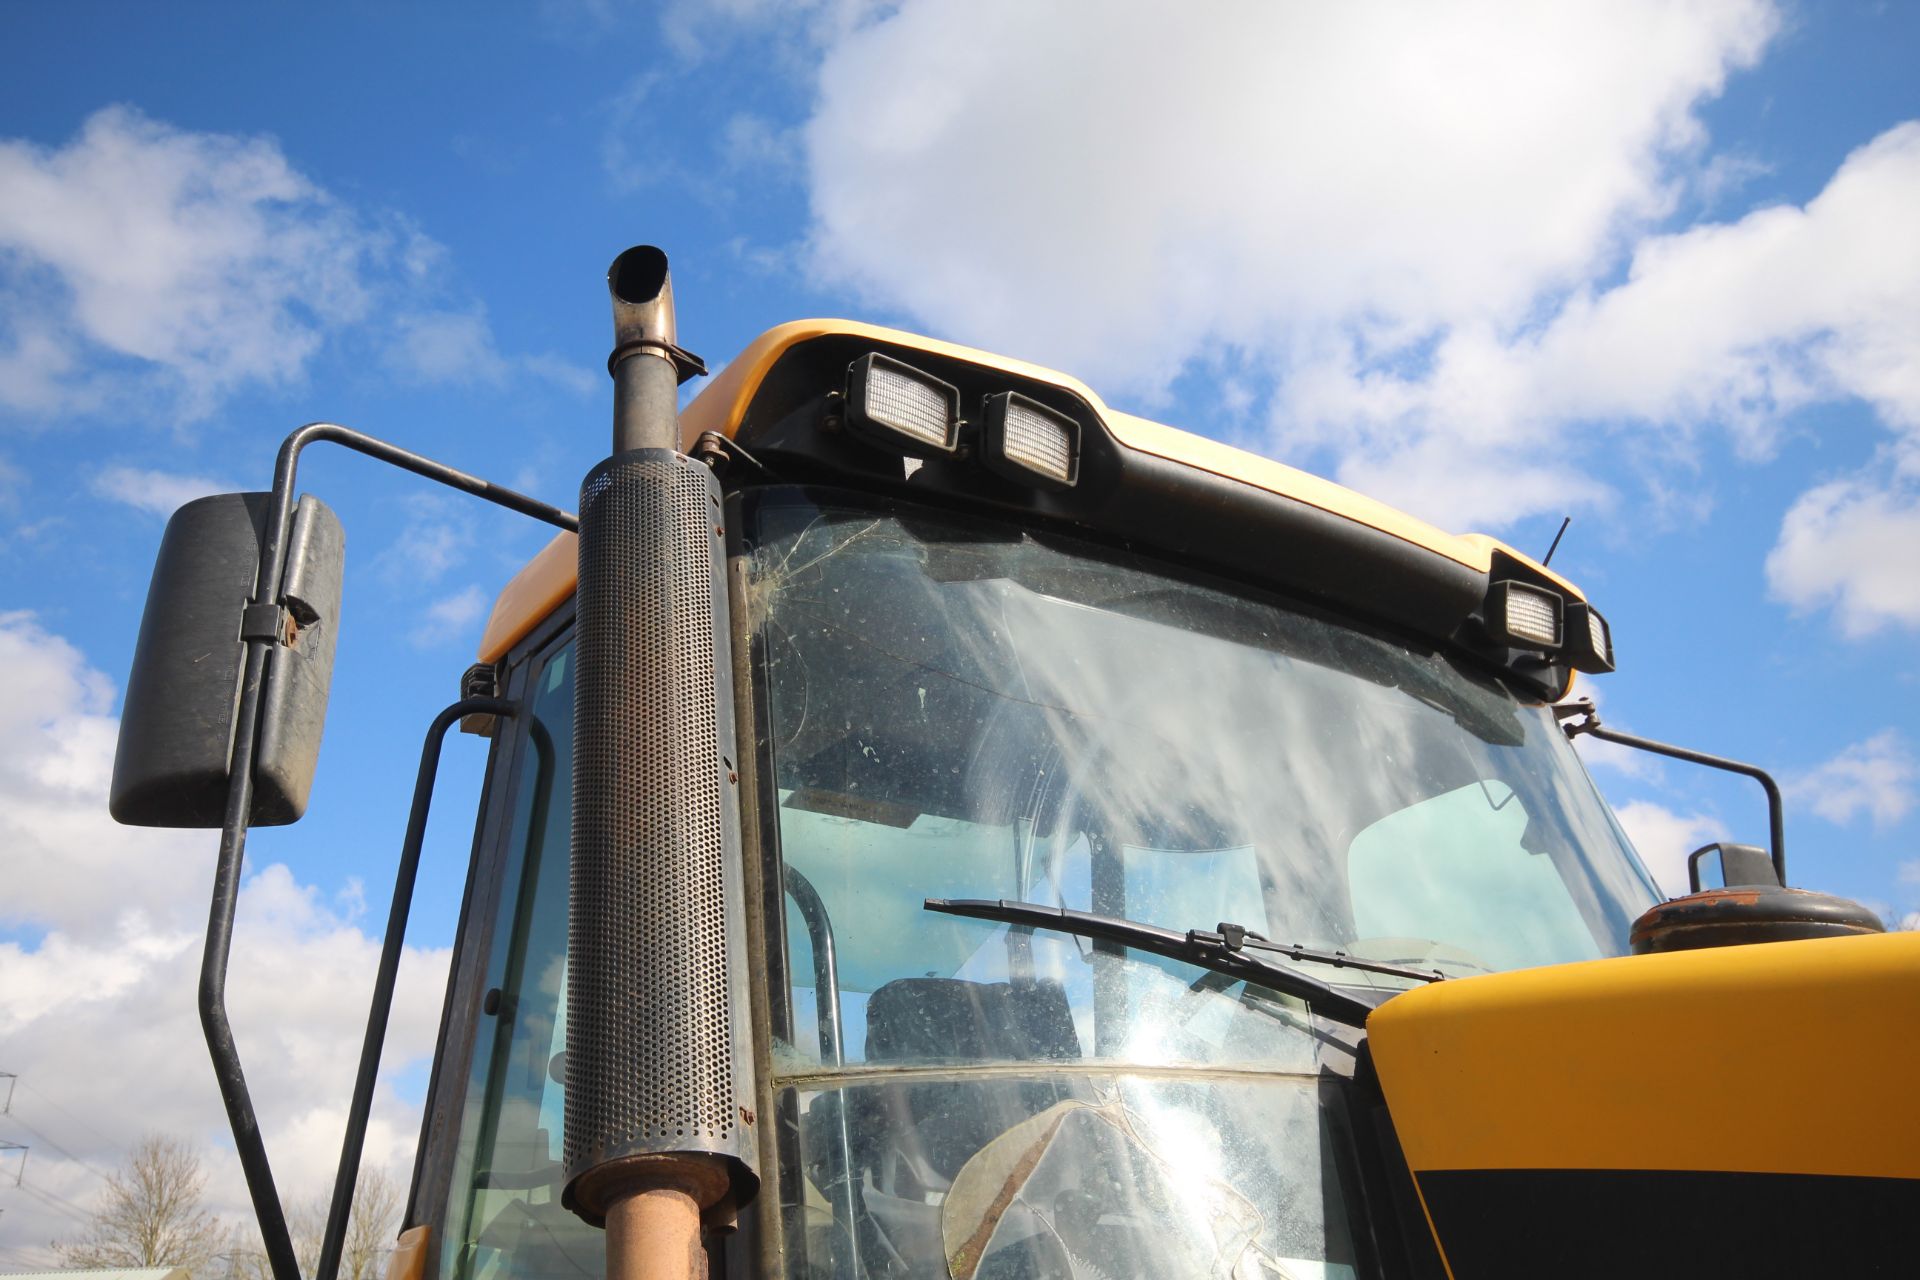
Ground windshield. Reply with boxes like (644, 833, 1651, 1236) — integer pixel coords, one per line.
(748, 490, 1657, 1279)
(751, 493, 1656, 1039)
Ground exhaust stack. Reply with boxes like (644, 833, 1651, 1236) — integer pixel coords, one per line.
(607, 245, 705, 454)
(567, 247, 755, 1278)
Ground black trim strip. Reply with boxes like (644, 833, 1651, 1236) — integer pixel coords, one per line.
(1418, 1167, 1918, 1277)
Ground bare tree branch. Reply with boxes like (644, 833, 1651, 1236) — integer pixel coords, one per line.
(52, 1133, 223, 1274)
(221, 1165, 404, 1280)
(341, 1167, 402, 1280)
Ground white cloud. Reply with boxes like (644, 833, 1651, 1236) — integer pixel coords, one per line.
(373, 493, 476, 587)
(0, 107, 389, 421)
(1785, 729, 1918, 829)
(90, 464, 233, 517)
(600, 74, 674, 193)
(0, 450, 24, 510)
(0, 106, 585, 426)
(0, 884, 449, 1269)
(659, 0, 886, 65)
(1612, 799, 1729, 898)
(388, 308, 503, 385)
(790, 0, 1920, 596)
(1766, 469, 1920, 636)
(1294, 120, 1920, 527)
(0, 612, 204, 933)
(804, 0, 1776, 396)
(387, 309, 597, 397)
(723, 112, 801, 181)
(0, 613, 446, 1266)
(410, 585, 489, 649)
(518, 351, 600, 399)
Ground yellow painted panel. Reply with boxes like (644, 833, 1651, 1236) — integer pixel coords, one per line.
(384, 1225, 430, 1280)
(478, 531, 577, 663)
(1104, 410, 1499, 580)
(1369, 929, 1920, 1180)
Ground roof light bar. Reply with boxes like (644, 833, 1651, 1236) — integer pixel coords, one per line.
(981, 391, 1079, 490)
(1486, 580, 1563, 651)
(1566, 601, 1615, 673)
(844, 352, 960, 457)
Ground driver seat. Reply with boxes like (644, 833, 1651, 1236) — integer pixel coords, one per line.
(822, 977, 1081, 1277)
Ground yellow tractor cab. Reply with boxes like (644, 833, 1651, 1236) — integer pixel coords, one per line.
(110, 250, 1917, 1280)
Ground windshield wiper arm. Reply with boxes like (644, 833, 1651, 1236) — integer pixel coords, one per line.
(923, 899, 1438, 1028)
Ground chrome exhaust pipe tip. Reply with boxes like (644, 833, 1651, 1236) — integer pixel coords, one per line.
(609, 245, 678, 355)
(604, 245, 704, 454)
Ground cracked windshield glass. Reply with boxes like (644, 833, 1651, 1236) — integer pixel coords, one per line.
(748, 491, 1658, 1280)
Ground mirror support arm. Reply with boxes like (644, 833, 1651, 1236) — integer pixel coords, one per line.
(202, 421, 577, 1280)
(201, 640, 298, 1280)
(1559, 699, 1786, 886)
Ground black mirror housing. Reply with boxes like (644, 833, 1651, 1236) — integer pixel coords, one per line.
(110, 492, 344, 827)
(1686, 841, 1780, 893)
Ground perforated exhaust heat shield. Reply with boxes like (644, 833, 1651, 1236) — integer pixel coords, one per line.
(564, 448, 757, 1223)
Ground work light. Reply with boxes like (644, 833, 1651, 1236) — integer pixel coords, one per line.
(981, 391, 1080, 490)
(1565, 601, 1615, 673)
(1485, 580, 1563, 650)
(844, 353, 961, 457)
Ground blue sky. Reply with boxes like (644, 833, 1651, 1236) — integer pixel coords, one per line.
(2, 0, 1917, 1264)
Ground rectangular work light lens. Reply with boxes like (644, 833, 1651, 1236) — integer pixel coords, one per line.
(846, 353, 960, 456)
(983, 391, 1080, 489)
(1488, 580, 1562, 649)
(1565, 601, 1615, 673)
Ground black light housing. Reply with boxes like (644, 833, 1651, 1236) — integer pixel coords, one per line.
(981, 391, 1080, 490)
(1565, 601, 1615, 673)
(1484, 579, 1563, 651)
(844, 352, 961, 457)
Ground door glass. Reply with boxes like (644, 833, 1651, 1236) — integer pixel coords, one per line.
(440, 641, 601, 1280)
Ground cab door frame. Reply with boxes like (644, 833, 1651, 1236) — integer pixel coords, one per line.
(402, 602, 578, 1256)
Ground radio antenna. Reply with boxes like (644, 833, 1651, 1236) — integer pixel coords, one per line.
(1542, 515, 1571, 566)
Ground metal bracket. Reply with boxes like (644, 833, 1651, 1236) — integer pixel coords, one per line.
(240, 603, 289, 644)
(606, 337, 708, 384)
(459, 663, 505, 736)
(690, 430, 776, 480)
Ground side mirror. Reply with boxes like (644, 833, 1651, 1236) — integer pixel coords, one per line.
(1686, 841, 1780, 892)
(110, 492, 344, 827)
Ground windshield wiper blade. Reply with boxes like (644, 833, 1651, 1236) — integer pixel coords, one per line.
(923, 898, 1425, 1028)
(1224, 930, 1448, 984)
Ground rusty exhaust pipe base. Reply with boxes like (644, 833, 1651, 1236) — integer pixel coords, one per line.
(588, 1155, 731, 1280)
